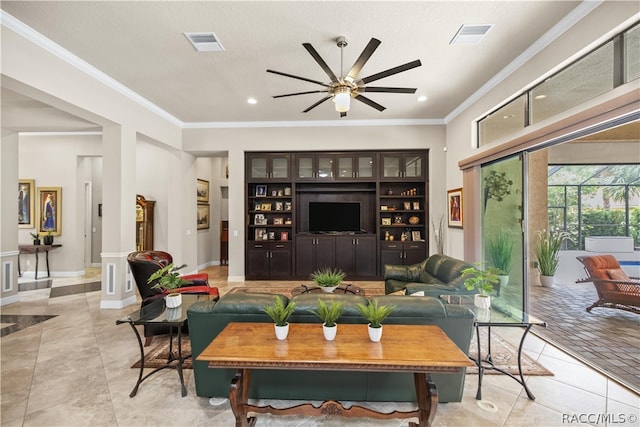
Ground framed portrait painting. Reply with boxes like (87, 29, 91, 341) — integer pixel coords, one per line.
(37, 187, 62, 236)
(197, 179, 209, 203)
(447, 188, 463, 228)
(197, 204, 210, 230)
(18, 179, 35, 228)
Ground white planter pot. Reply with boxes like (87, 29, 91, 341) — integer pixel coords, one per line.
(166, 307, 182, 321)
(474, 294, 491, 310)
(323, 324, 337, 341)
(498, 275, 509, 289)
(476, 308, 491, 323)
(274, 323, 289, 340)
(540, 275, 555, 287)
(165, 293, 182, 308)
(320, 286, 338, 293)
(367, 324, 383, 342)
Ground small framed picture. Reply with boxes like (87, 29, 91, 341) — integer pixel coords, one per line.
(273, 217, 284, 225)
(271, 190, 278, 197)
(256, 185, 267, 197)
(277, 189, 284, 197)
(268, 231, 276, 240)
(284, 201, 292, 211)
(274, 201, 283, 211)
(261, 203, 272, 211)
(404, 202, 411, 210)
(280, 231, 289, 241)
(447, 188, 463, 228)
(380, 205, 388, 211)
(197, 204, 210, 230)
(254, 202, 262, 211)
(413, 201, 420, 210)
(285, 218, 292, 225)
(412, 231, 422, 241)
(381, 217, 392, 226)
(254, 213, 267, 225)
(284, 187, 291, 196)
(18, 179, 35, 228)
(197, 179, 209, 203)
(255, 228, 266, 240)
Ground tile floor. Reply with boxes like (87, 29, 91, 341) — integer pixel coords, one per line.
(1, 267, 639, 427)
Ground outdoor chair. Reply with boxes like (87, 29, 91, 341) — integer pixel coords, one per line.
(127, 250, 219, 345)
(576, 255, 640, 315)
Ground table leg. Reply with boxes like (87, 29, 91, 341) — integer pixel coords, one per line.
(175, 327, 187, 397)
(34, 249, 39, 280)
(18, 253, 22, 277)
(411, 372, 437, 427)
(128, 322, 145, 398)
(475, 323, 483, 400)
(45, 249, 51, 278)
(229, 369, 255, 427)
(517, 324, 536, 400)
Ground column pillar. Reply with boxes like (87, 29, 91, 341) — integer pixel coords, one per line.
(100, 124, 137, 308)
(0, 131, 20, 305)
(227, 147, 245, 281)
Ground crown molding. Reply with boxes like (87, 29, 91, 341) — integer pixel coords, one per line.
(183, 118, 444, 129)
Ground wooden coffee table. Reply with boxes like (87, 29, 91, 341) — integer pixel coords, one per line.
(198, 322, 473, 427)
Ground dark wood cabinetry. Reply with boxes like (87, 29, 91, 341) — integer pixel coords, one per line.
(245, 150, 428, 280)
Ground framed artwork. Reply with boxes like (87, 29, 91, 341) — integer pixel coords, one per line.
(447, 188, 463, 228)
(274, 201, 283, 211)
(256, 185, 267, 197)
(273, 217, 284, 225)
(412, 231, 422, 241)
(18, 179, 35, 228)
(381, 217, 392, 226)
(413, 201, 420, 210)
(254, 213, 267, 225)
(197, 203, 210, 229)
(280, 231, 289, 241)
(197, 179, 209, 202)
(284, 201, 292, 211)
(404, 202, 411, 210)
(255, 228, 266, 240)
(261, 203, 272, 211)
(37, 187, 62, 236)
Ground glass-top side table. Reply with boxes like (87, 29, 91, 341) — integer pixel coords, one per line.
(116, 294, 217, 398)
(440, 294, 546, 400)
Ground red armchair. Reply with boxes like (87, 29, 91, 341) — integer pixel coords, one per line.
(127, 250, 219, 345)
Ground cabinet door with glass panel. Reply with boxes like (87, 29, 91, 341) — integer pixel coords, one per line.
(335, 154, 376, 180)
(247, 153, 290, 181)
(295, 154, 336, 180)
(380, 152, 425, 180)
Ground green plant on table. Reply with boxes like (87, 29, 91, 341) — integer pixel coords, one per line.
(535, 229, 570, 276)
(148, 263, 192, 295)
(356, 300, 395, 328)
(488, 229, 514, 275)
(309, 299, 345, 327)
(263, 297, 296, 327)
(310, 267, 346, 288)
(461, 263, 500, 296)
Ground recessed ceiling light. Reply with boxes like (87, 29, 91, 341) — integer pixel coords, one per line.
(503, 114, 515, 119)
(247, 98, 257, 105)
(534, 94, 547, 100)
(417, 95, 428, 102)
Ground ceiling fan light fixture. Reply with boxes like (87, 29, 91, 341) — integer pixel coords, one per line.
(334, 87, 351, 112)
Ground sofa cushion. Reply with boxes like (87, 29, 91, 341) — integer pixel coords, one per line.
(289, 293, 368, 324)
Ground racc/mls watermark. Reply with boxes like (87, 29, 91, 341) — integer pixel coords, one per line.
(562, 413, 638, 424)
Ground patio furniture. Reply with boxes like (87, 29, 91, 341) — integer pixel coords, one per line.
(576, 255, 640, 315)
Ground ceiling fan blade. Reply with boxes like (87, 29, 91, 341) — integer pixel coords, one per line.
(357, 59, 422, 85)
(273, 90, 327, 99)
(361, 86, 417, 94)
(302, 43, 339, 83)
(346, 38, 381, 81)
(267, 69, 330, 88)
(303, 96, 332, 113)
(340, 112, 347, 118)
(354, 95, 386, 112)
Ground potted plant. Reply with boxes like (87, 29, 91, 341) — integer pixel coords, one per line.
(356, 299, 395, 342)
(263, 296, 296, 340)
(535, 229, 570, 287)
(147, 263, 192, 308)
(309, 299, 345, 341)
(310, 267, 346, 293)
(461, 263, 500, 309)
(42, 229, 54, 245)
(488, 229, 514, 290)
(29, 232, 41, 245)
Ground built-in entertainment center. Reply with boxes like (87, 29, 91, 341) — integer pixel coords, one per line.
(245, 150, 428, 280)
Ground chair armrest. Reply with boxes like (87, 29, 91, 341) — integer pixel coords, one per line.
(164, 285, 219, 297)
(384, 262, 423, 281)
(180, 273, 209, 287)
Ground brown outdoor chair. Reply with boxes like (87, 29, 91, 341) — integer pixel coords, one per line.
(576, 255, 640, 315)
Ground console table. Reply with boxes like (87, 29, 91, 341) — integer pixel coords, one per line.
(198, 322, 473, 427)
(18, 244, 62, 279)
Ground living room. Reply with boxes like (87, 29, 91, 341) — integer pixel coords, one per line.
(1, 2, 639, 426)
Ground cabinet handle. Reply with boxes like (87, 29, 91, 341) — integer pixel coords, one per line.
(388, 244, 398, 248)
(255, 244, 264, 248)
(275, 244, 284, 248)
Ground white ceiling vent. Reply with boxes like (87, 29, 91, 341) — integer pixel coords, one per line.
(184, 32, 225, 52)
(450, 24, 493, 45)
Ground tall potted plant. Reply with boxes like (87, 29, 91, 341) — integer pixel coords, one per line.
(263, 297, 296, 340)
(535, 229, 569, 287)
(309, 299, 345, 341)
(461, 264, 500, 309)
(148, 263, 192, 308)
(488, 229, 514, 290)
(356, 300, 395, 342)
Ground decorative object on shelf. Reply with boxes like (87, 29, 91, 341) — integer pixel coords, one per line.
(261, 203, 272, 211)
(310, 267, 346, 293)
(411, 231, 421, 241)
(380, 205, 388, 211)
(404, 202, 411, 210)
(37, 187, 62, 236)
(535, 229, 570, 287)
(263, 296, 296, 340)
(431, 215, 445, 254)
(275, 202, 283, 211)
(196, 179, 209, 203)
(447, 188, 463, 228)
(277, 189, 284, 197)
(42, 229, 54, 245)
(148, 262, 193, 308)
(309, 299, 345, 341)
(400, 188, 417, 196)
(271, 190, 278, 196)
(268, 232, 276, 240)
(384, 231, 390, 240)
(284, 202, 292, 211)
(18, 179, 35, 229)
(489, 229, 514, 288)
(461, 263, 500, 309)
(256, 185, 267, 197)
(254, 214, 267, 225)
(413, 201, 420, 210)
(197, 204, 210, 230)
(273, 217, 284, 225)
(483, 170, 513, 212)
(284, 187, 291, 196)
(394, 214, 403, 224)
(408, 216, 420, 225)
(284, 218, 292, 225)
(280, 231, 289, 241)
(255, 228, 267, 240)
(387, 189, 394, 195)
(382, 218, 392, 226)
(356, 300, 395, 342)
(401, 231, 409, 241)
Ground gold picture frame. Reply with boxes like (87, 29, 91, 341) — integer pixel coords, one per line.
(447, 188, 463, 228)
(197, 179, 209, 202)
(18, 179, 35, 228)
(37, 187, 62, 236)
(197, 203, 210, 229)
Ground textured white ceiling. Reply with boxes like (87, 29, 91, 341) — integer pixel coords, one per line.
(1, 1, 584, 128)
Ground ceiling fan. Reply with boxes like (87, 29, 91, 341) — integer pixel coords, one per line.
(267, 37, 422, 117)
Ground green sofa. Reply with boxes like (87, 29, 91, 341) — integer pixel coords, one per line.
(384, 254, 489, 297)
(187, 292, 474, 403)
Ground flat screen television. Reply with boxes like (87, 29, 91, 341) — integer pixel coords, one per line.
(308, 202, 361, 233)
